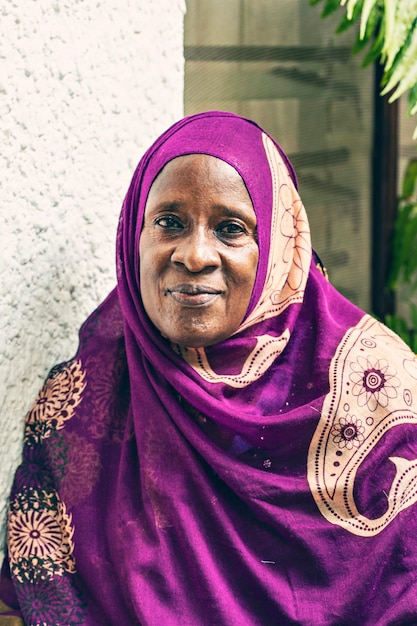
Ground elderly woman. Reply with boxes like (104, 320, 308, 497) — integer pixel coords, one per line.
(1, 111, 417, 625)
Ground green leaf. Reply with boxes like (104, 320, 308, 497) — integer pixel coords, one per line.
(336, 14, 357, 32)
(311, 0, 417, 140)
(360, 2, 382, 41)
(381, 22, 416, 92)
(411, 277, 417, 295)
(402, 159, 417, 199)
(398, 207, 417, 248)
(362, 19, 385, 66)
(352, 36, 370, 54)
(410, 302, 417, 330)
(350, 12, 380, 52)
(322, 0, 343, 17)
(387, 203, 414, 288)
(349, 0, 365, 23)
(408, 83, 417, 115)
(336, 0, 365, 30)
(401, 217, 417, 282)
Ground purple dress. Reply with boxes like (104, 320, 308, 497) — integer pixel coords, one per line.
(2, 111, 417, 625)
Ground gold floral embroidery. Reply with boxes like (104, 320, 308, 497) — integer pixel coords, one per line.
(349, 355, 400, 411)
(331, 414, 365, 450)
(239, 133, 311, 331)
(25, 360, 86, 443)
(308, 315, 417, 536)
(8, 488, 76, 583)
(175, 332, 290, 388)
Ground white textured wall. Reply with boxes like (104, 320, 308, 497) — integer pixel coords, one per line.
(1, 0, 185, 557)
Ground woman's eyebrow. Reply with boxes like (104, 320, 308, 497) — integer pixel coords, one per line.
(216, 205, 257, 224)
(148, 200, 184, 212)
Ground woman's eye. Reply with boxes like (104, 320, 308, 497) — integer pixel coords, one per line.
(217, 222, 247, 236)
(155, 215, 183, 230)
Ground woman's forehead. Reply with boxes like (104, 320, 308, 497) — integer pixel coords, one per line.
(145, 154, 256, 221)
(143, 117, 269, 189)
(138, 121, 276, 260)
(149, 154, 248, 191)
(143, 143, 269, 222)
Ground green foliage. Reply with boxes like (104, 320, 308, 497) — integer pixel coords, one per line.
(388, 160, 417, 290)
(385, 159, 417, 349)
(311, 0, 417, 349)
(310, 0, 417, 139)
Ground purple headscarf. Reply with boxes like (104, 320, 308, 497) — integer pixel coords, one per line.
(2, 111, 417, 625)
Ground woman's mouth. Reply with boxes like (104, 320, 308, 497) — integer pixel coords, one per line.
(165, 285, 223, 306)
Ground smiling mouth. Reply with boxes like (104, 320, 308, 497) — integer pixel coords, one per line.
(165, 284, 223, 306)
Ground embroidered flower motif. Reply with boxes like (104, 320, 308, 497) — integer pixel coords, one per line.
(83, 348, 129, 442)
(280, 197, 310, 292)
(15, 576, 86, 626)
(54, 432, 101, 507)
(331, 415, 365, 450)
(14, 444, 55, 492)
(349, 356, 400, 411)
(25, 360, 86, 443)
(8, 488, 76, 583)
(10, 508, 63, 560)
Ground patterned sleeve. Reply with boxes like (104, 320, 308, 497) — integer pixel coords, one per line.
(0, 558, 24, 625)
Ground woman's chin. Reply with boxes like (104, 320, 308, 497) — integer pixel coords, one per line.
(164, 328, 230, 350)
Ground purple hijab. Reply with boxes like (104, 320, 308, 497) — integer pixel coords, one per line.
(2, 111, 417, 625)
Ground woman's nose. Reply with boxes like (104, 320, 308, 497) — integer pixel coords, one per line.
(171, 228, 220, 273)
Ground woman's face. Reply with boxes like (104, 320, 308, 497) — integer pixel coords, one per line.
(139, 154, 259, 348)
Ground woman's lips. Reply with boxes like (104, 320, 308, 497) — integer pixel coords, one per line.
(165, 285, 223, 306)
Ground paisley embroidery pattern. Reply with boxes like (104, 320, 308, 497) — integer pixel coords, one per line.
(308, 314, 417, 536)
(175, 332, 290, 388)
